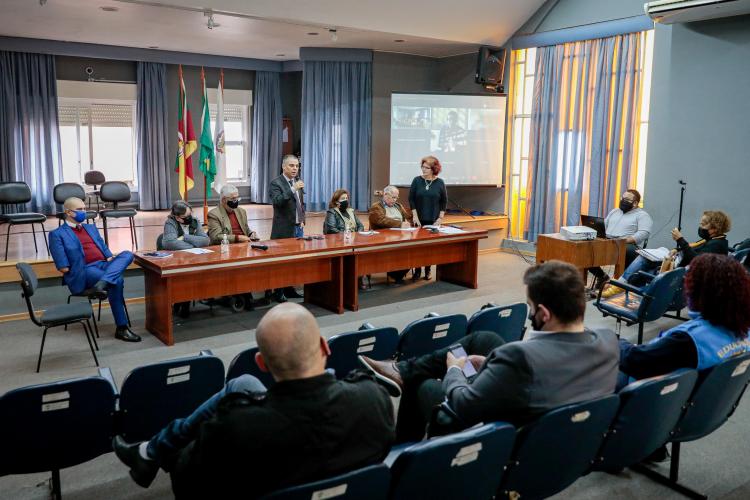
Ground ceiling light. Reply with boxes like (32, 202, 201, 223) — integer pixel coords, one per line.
(329, 28, 338, 42)
(276, 54, 285, 57)
(148, 46, 159, 49)
(204, 10, 220, 29)
(307, 32, 319, 36)
(100, 6, 119, 12)
(394, 39, 405, 43)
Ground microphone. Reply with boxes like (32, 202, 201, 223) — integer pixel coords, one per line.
(678, 179, 687, 186)
(294, 176, 306, 194)
(251, 244, 269, 251)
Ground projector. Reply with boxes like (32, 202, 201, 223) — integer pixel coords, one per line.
(560, 226, 597, 241)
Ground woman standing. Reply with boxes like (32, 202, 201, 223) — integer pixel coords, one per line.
(409, 155, 447, 280)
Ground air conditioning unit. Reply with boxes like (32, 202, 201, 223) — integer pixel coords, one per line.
(645, 0, 750, 24)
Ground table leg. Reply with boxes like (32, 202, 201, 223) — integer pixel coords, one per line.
(143, 270, 173, 346)
(614, 241, 626, 277)
(436, 240, 479, 288)
(304, 256, 344, 314)
(343, 255, 359, 311)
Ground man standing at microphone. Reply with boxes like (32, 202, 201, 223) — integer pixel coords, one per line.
(267, 154, 306, 303)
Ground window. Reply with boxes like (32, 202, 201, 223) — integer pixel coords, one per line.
(209, 103, 250, 184)
(505, 31, 654, 239)
(58, 98, 137, 188)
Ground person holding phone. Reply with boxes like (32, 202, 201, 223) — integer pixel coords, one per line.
(359, 260, 619, 442)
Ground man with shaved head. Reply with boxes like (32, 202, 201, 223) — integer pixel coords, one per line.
(48, 196, 140, 341)
(113, 303, 395, 498)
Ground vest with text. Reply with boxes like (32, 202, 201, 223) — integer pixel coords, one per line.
(660, 312, 750, 370)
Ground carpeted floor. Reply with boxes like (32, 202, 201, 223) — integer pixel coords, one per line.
(1, 251, 748, 499)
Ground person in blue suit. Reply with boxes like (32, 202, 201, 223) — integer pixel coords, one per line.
(48, 197, 141, 342)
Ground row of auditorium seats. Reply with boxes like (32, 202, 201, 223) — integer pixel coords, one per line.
(0, 179, 137, 261)
(2, 342, 748, 499)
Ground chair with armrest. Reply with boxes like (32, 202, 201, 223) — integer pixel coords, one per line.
(594, 267, 686, 344)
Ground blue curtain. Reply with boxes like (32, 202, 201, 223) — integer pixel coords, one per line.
(301, 61, 371, 212)
(0, 51, 62, 214)
(525, 33, 643, 241)
(250, 71, 283, 204)
(136, 62, 171, 210)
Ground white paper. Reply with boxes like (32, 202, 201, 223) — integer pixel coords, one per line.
(180, 248, 214, 254)
(389, 227, 418, 231)
(636, 247, 670, 262)
(437, 226, 465, 234)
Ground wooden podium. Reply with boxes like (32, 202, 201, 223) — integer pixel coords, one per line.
(536, 233, 626, 278)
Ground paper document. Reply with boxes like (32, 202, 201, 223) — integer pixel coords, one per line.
(358, 230, 379, 235)
(180, 248, 214, 254)
(141, 251, 172, 259)
(636, 247, 670, 262)
(436, 226, 465, 234)
(390, 227, 418, 231)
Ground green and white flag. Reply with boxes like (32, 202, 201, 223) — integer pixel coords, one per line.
(198, 67, 216, 196)
(213, 69, 227, 196)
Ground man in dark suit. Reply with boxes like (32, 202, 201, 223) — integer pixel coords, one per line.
(267, 154, 305, 302)
(48, 197, 140, 342)
(112, 303, 395, 498)
(360, 260, 619, 442)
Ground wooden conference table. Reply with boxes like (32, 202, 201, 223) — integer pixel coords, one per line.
(135, 228, 487, 345)
(536, 233, 627, 278)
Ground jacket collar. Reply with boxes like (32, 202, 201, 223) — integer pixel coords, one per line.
(268, 371, 336, 396)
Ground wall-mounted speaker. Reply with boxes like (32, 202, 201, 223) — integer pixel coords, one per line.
(475, 47, 506, 92)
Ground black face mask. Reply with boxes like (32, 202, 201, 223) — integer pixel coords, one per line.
(528, 308, 545, 331)
(698, 227, 711, 240)
(179, 215, 193, 226)
(619, 200, 633, 213)
(226, 199, 240, 209)
(338, 200, 349, 211)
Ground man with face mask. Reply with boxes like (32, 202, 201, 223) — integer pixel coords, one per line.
(588, 189, 653, 291)
(359, 260, 619, 442)
(48, 197, 140, 342)
(207, 185, 258, 244)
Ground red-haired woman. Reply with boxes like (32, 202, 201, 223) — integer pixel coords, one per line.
(619, 253, 750, 382)
(408, 155, 447, 280)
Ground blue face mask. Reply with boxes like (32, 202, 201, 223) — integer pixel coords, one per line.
(71, 210, 86, 223)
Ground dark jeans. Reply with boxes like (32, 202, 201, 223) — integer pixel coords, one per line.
(79, 251, 134, 326)
(146, 375, 266, 468)
(394, 331, 506, 442)
(589, 243, 639, 280)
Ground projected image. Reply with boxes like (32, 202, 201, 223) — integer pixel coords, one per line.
(390, 93, 507, 186)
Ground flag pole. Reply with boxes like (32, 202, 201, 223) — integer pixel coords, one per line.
(180, 65, 187, 201)
(201, 67, 209, 223)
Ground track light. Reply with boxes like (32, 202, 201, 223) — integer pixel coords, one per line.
(329, 28, 338, 42)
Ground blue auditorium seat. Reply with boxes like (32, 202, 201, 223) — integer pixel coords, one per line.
(328, 323, 399, 378)
(388, 422, 515, 500)
(225, 346, 276, 388)
(467, 302, 528, 342)
(260, 463, 390, 500)
(396, 312, 467, 360)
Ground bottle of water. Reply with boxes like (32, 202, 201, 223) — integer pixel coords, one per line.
(221, 233, 229, 254)
(344, 227, 352, 242)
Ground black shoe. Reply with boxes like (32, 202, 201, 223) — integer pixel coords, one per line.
(243, 294, 255, 311)
(254, 296, 271, 307)
(113, 436, 159, 488)
(84, 280, 108, 300)
(424, 268, 432, 280)
(173, 302, 191, 319)
(411, 268, 421, 281)
(115, 326, 142, 342)
(273, 291, 287, 303)
(284, 287, 303, 299)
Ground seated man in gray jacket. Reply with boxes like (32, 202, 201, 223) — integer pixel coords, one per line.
(161, 201, 210, 251)
(360, 260, 620, 442)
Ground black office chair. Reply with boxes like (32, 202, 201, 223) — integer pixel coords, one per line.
(0, 374, 117, 499)
(53, 183, 98, 226)
(83, 170, 106, 211)
(0, 182, 49, 261)
(98, 181, 138, 248)
(16, 262, 99, 372)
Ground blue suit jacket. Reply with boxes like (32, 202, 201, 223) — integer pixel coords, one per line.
(49, 223, 113, 294)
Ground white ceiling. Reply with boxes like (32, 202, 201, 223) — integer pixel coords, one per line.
(1, 0, 545, 60)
